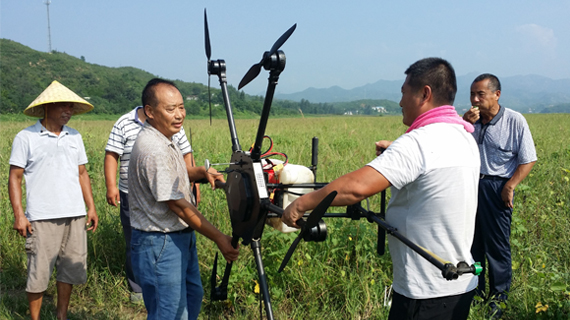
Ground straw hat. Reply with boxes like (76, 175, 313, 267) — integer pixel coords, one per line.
(23, 80, 94, 117)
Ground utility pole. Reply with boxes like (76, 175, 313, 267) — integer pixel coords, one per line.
(45, 0, 52, 53)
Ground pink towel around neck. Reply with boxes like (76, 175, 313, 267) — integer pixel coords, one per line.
(405, 105, 474, 133)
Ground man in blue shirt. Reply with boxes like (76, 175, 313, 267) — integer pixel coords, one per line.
(463, 74, 537, 318)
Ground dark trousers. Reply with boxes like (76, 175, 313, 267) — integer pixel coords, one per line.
(120, 191, 142, 293)
(471, 177, 512, 301)
(388, 290, 475, 320)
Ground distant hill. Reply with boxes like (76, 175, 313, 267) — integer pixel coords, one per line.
(277, 74, 570, 113)
(0, 39, 211, 115)
(2, 39, 378, 117)
(540, 103, 570, 113)
(9, 39, 565, 116)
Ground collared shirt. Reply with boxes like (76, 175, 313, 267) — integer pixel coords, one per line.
(128, 122, 195, 232)
(105, 106, 192, 193)
(471, 106, 537, 178)
(9, 120, 88, 221)
(367, 123, 479, 299)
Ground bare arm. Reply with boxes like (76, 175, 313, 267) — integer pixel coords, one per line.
(183, 152, 201, 204)
(104, 151, 120, 206)
(167, 198, 239, 262)
(184, 152, 201, 206)
(8, 165, 32, 237)
(79, 164, 98, 232)
(502, 161, 536, 208)
(283, 166, 391, 228)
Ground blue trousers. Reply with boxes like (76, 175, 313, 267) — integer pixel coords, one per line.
(471, 177, 513, 301)
(131, 229, 204, 320)
(119, 191, 142, 293)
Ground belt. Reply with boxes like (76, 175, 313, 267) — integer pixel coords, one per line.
(132, 227, 194, 233)
(480, 174, 508, 181)
(173, 227, 194, 234)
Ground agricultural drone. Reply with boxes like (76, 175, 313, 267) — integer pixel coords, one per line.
(202, 10, 482, 319)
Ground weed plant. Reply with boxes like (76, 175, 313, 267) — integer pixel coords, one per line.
(1, 114, 569, 319)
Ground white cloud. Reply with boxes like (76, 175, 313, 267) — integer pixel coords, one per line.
(516, 24, 557, 50)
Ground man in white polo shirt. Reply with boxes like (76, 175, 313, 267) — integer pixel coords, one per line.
(8, 81, 98, 320)
(283, 58, 480, 320)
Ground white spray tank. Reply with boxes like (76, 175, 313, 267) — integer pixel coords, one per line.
(264, 160, 314, 233)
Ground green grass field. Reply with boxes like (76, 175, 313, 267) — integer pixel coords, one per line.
(1, 114, 569, 319)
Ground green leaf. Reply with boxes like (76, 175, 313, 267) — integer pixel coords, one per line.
(550, 282, 567, 292)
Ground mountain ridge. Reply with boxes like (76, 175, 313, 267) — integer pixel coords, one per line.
(276, 74, 570, 113)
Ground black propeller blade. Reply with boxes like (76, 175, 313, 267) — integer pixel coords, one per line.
(278, 191, 337, 273)
(237, 23, 297, 90)
(204, 9, 211, 62)
(204, 9, 212, 125)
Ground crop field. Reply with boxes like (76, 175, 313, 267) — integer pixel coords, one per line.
(1, 114, 569, 319)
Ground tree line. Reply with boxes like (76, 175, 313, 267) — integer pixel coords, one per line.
(0, 39, 401, 117)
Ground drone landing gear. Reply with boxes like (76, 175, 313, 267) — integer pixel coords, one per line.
(251, 239, 274, 319)
(210, 238, 275, 320)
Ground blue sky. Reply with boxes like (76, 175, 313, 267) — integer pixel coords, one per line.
(2, 0, 569, 96)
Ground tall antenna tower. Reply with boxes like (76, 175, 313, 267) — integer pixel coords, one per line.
(45, 0, 52, 52)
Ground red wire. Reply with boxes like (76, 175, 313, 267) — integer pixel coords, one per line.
(261, 152, 289, 166)
(250, 135, 274, 156)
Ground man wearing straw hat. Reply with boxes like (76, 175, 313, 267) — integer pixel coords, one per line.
(8, 80, 99, 320)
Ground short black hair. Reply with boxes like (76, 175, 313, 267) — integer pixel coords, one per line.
(141, 78, 178, 108)
(405, 57, 457, 105)
(472, 73, 501, 92)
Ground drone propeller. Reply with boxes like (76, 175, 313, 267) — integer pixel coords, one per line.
(238, 23, 297, 90)
(278, 191, 337, 273)
(204, 9, 213, 125)
(204, 9, 211, 62)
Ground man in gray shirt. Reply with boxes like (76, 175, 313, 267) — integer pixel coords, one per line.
(463, 73, 537, 319)
(128, 78, 238, 320)
(104, 105, 196, 302)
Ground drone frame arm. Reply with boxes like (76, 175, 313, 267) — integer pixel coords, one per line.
(251, 52, 286, 161)
(209, 61, 242, 152)
(265, 183, 481, 280)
